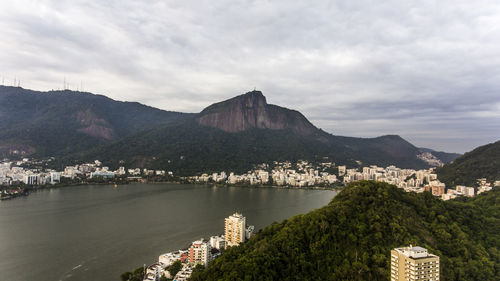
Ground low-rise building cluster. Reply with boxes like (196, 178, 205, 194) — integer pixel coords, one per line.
(271, 160, 337, 187)
(441, 178, 494, 200)
(417, 152, 444, 167)
(186, 160, 338, 187)
(341, 165, 498, 200)
(184, 159, 497, 201)
(2, 157, 497, 203)
(0, 159, 62, 187)
(342, 165, 441, 193)
(0, 158, 175, 199)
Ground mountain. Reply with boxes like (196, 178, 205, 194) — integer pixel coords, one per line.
(191, 181, 500, 281)
(437, 140, 500, 187)
(197, 91, 317, 135)
(2, 87, 455, 172)
(74, 91, 435, 173)
(419, 147, 461, 164)
(0, 86, 191, 157)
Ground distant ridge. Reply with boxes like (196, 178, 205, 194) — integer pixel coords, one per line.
(77, 91, 440, 173)
(0, 86, 459, 172)
(0, 86, 191, 157)
(437, 140, 500, 186)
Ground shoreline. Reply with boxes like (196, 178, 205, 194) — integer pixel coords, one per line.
(1, 180, 342, 201)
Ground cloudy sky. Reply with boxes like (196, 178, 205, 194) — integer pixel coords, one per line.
(1, 0, 500, 153)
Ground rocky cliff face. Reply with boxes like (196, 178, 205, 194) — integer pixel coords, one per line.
(197, 91, 318, 135)
(75, 109, 117, 140)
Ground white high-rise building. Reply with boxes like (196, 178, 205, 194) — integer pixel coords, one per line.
(225, 212, 246, 248)
(50, 172, 60, 184)
(23, 174, 38, 185)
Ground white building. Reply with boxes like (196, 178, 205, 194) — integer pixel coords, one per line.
(158, 250, 184, 267)
(90, 171, 115, 179)
(50, 172, 60, 184)
(209, 236, 226, 250)
(23, 174, 38, 185)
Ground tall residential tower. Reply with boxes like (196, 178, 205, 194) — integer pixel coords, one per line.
(224, 212, 246, 248)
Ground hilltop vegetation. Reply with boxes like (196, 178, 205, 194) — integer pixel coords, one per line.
(0, 86, 189, 157)
(77, 91, 458, 173)
(437, 140, 500, 187)
(191, 181, 500, 281)
(76, 118, 434, 175)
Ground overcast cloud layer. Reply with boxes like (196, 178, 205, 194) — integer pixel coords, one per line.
(1, 0, 500, 153)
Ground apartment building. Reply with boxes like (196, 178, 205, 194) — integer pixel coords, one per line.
(225, 212, 246, 248)
(391, 245, 439, 281)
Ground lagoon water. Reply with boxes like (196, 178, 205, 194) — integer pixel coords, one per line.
(0, 183, 336, 281)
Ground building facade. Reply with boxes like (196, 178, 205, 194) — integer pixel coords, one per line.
(225, 212, 246, 248)
(209, 235, 226, 250)
(391, 245, 439, 281)
(23, 174, 38, 185)
(189, 239, 211, 266)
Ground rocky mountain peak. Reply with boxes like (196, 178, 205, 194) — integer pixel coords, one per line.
(200, 90, 267, 115)
(241, 89, 266, 101)
(197, 90, 317, 135)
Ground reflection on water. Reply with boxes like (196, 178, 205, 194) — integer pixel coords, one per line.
(0, 183, 336, 281)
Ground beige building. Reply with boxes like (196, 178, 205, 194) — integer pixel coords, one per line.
(225, 212, 246, 248)
(391, 245, 440, 281)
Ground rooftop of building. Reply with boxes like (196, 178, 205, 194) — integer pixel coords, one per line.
(393, 245, 439, 260)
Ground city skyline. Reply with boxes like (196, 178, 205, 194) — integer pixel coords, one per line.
(1, 0, 500, 153)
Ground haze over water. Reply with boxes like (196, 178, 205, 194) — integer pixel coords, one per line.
(0, 183, 336, 281)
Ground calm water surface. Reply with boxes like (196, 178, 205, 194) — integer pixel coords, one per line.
(0, 183, 336, 281)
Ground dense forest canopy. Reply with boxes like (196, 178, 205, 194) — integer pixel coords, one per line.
(191, 181, 500, 281)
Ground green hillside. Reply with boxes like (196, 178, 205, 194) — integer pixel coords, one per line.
(73, 118, 352, 174)
(66, 90, 442, 172)
(191, 181, 500, 281)
(0, 86, 190, 157)
(437, 140, 500, 187)
(74, 119, 432, 175)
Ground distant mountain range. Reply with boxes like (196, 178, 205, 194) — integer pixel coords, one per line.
(437, 140, 500, 186)
(0, 85, 190, 157)
(0, 86, 461, 173)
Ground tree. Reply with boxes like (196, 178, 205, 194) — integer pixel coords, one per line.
(120, 267, 144, 281)
(168, 260, 183, 277)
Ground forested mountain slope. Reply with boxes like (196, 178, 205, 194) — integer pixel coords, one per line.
(191, 181, 500, 281)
